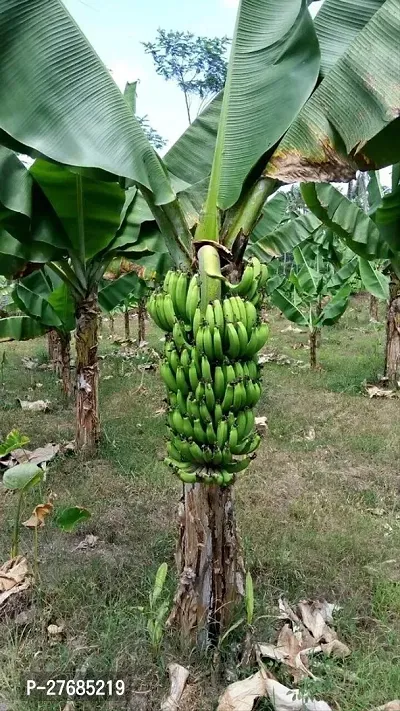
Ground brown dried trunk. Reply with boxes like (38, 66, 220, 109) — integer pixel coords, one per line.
(47, 329, 61, 372)
(59, 331, 72, 399)
(124, 309, 130, 340)
(75, 292, 99, 452)
(309, 328, 318, 369)
(384, 276, 400, 386)
(369, 294, 379, 321)
(138, 299, 146, 343)
(169, 483, 244, 648)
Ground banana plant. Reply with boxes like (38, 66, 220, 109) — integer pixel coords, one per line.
(271, 243, 355, 368)
(1, 0, 400, 645)
(300, 172, 399, 383)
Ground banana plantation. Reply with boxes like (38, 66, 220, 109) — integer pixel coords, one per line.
(0, 0, 400, 709)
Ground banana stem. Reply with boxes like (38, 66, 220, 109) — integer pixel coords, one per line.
(11, 491, 24, 558)
(198, 245, 222, 314)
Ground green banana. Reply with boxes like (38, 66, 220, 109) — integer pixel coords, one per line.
(175, 272, 189, 320)
(163, 293, 177, 330)
(173, 321, 187, 351)
(160, 362, 178, 393)
(221, 383, 234, 412)
(172, 409, 185, 435)
(222, 471, 235, 486)
(250, 257, 261, 281)
(247, 359, 259, 380)
(222, 298, 234, 324)
(224, 457, 251, 473)
(193, 418, 207, 445)
(176, 366, 189, 396)
(193, 307, 202, 337)
(167, 441, 182, 461)
(180, 348, 191, 370)
(243, 408, 255, 439)
(195, 381, 205, 402)
(205, 382, 215, 411)
(212, 327, 224, 361)
(199, 401, 212, 424)
(217, 419, 229, 449)
(226, 323, 240, 359)
(201, 356, 212, 382)
(213, 299, 225, 331)
(179, 471, 198, 484)
(229, 263, 254, 297)
(195, 325, 205, 355)
(203, 326, 214, 361)
(233, 362, 244, 380)
(182, 416, 193, 439)
(214, 402, 223, 425)
(176, 390, 187, 416)
(259, 263, 268, 288)
(229, 426, 239, 449)
(206, 422, 216, 445)
(244, 300, 257, 337)
(189, 441, 206, 464)
(188, 363, 199, 391)
(186, 274, 200, 322)
(236, 410, 247, 442)
(164, 456, 196, 472)
(213, 366, 226, 402)
(205, 303, 215, 334)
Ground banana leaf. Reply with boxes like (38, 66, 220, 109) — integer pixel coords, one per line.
(0, 316, 46, 341)
(98, 272, 147, 313)
(270, 289, 308, 326)
(0, 0, 175, 206)
(317, 285, 352, 326)
(358, 257, 390, 301)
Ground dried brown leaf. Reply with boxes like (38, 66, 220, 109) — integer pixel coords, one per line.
(18, 399, 51, 412)
(23, 502, 54, 529)
(217, 671, 267, 711)
(0, 557, 31, 608)
(161, 664, 189, 711)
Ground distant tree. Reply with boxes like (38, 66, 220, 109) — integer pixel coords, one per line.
(137, 115, 167, 150)
(143, 29, 230, 124)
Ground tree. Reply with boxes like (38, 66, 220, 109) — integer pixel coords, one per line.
(137, 115, 166, 151)
(143, 29, 229, 123)
(300, 177, 399, 385)
(0, 0, 399, 645)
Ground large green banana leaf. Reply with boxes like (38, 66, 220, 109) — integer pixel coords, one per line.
(358, 257, 390, 300)
(300, 183, 389, 259)
(98, 272, 147, 313)
(0, 0, 174, 206)
(198, 0, 319, 239)
(317, 285, 352, 326)
(0, 229, 65, 278)
(270, 290, 309, 326)
(374, 185, 400, 254)
(314, 0, 384, 77)
(12, 269, 75, 331)
(267, 0, 400, 182)
(30, 161, 125, 260)
(0, 147, 32, 235)
(248, 212, 321, 260)
(250, 194, 289, 244)
(0, 316, 46, 341)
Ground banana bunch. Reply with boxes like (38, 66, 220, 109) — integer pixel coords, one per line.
(149, 257, 269, 486)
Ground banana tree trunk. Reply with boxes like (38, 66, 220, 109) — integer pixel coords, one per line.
(75, 292, 99, 452)
(124, 309, 130, 340)
(138, 298, 146, 343)
(369, 294, 379, 321)
(384, 276, 400, 386)
(169, 483, 244, 648)
(309, 328, 318, 369)
(47, 329, 61, 371)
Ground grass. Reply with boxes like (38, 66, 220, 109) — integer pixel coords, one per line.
(0, 298, 399, 710)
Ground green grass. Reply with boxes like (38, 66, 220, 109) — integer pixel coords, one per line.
(1, 299, 399, 710)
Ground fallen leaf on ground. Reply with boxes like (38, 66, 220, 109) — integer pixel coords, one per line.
(154, 407, 166, 417)
(21, 357, 38, 370)
(217, 673, 332, 711)
(304, 427, 316, 442)
(280, 326, 305, 334)
(74, 535, 99, 551)
(161, 663, 189, 711)
(365, 385, 396, 399)
(23, 502, 54, 528)
(0, 557, 31, 608)
(259, 599, 347, 682)
(62, 702, 75, 711)
(47, 622, 65, 644)
(18, 400, 51, 412)
(138, 340, 149, 348)
(372, 703, 400, 711)
(4, 443, 60, 468)
(266, 679, 331, 711)
(217, 671, 267, 711)
(255, 416, 268, 435)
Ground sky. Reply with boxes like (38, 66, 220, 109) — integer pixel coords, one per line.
(63, 0, 325, 148)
